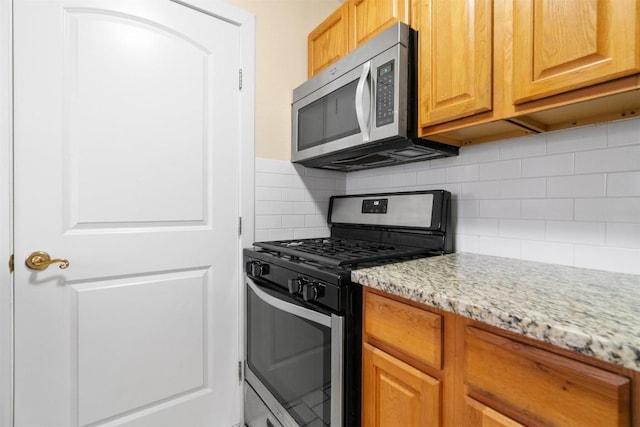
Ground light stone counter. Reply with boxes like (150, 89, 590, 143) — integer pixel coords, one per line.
(351, 252, 640, 372)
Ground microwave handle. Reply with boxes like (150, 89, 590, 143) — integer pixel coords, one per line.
(355, 61, 371, 142)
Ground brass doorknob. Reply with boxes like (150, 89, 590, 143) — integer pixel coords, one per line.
(25, 251, 69, 271)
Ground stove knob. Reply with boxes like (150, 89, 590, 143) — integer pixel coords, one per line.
(246, 261, 269, 278)
(287, 277, 304, 294)
(302, 282, 324, 302)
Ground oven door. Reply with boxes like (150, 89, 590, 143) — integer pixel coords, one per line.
(245, 277, 344, 427)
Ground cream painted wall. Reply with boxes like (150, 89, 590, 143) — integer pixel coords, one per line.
(225, 0, 340, 160)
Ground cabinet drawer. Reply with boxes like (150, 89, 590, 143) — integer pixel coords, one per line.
(364, 291, 442, 369)
(464, 327, 631, 427)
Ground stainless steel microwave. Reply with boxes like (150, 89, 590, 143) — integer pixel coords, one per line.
(291, 22, 458, 172)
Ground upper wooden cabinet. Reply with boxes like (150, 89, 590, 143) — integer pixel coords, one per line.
(307, 0, 409, 78)
(308, 0, 640, 146)
(350, 0, 410, 48)
(512, 0, 640, 105)
(417, 0, 493, 127)
(307, 3, 352, 78)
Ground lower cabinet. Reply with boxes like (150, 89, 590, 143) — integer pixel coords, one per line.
(362, 343, 440, 427)
(362, 288, 638, 427)
(463, 397, 524, 427)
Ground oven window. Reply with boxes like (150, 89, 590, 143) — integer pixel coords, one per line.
(297, 79, 360, 151)
(247, 284, 332, 426)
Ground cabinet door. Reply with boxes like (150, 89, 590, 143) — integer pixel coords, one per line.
(418, 0, 493, 127)
(512, 0, 640, 104)
(464, 397, 525, 427)
(307, 3, 352, 78)
(350, 0, 410, 48)
(363, 343, 441, 427)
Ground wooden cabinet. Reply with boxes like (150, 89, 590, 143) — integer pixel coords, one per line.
(465, 326, 631, 426)
(350, 0, 410, 49)
(307, 3, 351, 78)
(511, 0, 640, 105)
(463, 397, 524, 427)
(417, 0, 493, 127)
(363, 343, 441, 427)
(362, 288, 638, 427)
(307, 0, 409, 77)
(364, 290, 442, 369)
(415, 0, 640, 146)
(308, 0, 640, 147)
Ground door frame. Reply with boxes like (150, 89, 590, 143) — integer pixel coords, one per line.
(0, 1, 255, 425)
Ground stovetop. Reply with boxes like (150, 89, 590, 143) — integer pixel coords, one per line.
(254, 237, 436, 267)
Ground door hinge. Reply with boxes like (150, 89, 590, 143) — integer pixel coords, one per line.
(239, 69, 242, 90)
(8, 254, 13, 273)
(238, 217, 242, 235)
(238, 361, 244, 382)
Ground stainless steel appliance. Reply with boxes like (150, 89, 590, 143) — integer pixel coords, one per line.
(291, 23, 458, 172)
(244, 190, 452, 427)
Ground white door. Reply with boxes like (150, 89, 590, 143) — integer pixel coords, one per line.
(13, 1, 249, 425)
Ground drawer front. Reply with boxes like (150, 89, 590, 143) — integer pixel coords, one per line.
(364, 291, 442, 369)
(464, 327, 630, 427)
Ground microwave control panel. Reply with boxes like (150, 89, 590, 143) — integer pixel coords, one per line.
(376, 60, 395, 127)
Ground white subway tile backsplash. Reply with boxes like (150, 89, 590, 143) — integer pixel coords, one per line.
(499, 219, 545, 240)
(546, 221, 606, 245)
(575, 198, 640, 223)
(478, 236, 521, 258)
(607, 171, 640, 197)
(256, 172, 294, 188)
(293, 201, 318, 215)
(282, 215, 305, 229)
(255, 160, 345, 240)
(304, 214, 326, 228)
(521, 199, 574, 221)
(499, 178, 546, 199)
(479, 199, 520, 219)
(575, 145, 640, 174)
(456, 200, 480, 218)
(608, 117, 640, 147)
(521, 240, 574, 266)
(460, 142, 500, 164)
(282, 188, 306, 201)
(546, 174, 606, 198)
(497, 134, 546, 159)
(455, 234, 479, 252)
(456, 217, 500, 236)
(255, 215, 282, 230)
(574, 245, 640, 275)
(269, 228, 294, 240)
(522, 153, 574, 177)
(479, 159, 521, 181)
(255, 118, 640, 274)
(256, 157, 283, 173)
(460, 181, 500, 200)
(546, 123, 607, 153)
(256, 187, 282, 201)
(606, 223, 640, 249)
(417, 168, 446, 185)
(446, 164, 480, 183)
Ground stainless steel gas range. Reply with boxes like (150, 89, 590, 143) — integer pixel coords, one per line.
(243, 190, 453, 427)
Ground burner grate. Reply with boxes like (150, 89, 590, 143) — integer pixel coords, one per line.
(255, 237, 431, 266)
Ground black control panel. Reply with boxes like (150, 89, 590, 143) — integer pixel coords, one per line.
(362, 198, 388, 214)
(375, 60, 395, 127)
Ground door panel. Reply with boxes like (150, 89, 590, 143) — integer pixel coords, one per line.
(13, 1, 242, 425)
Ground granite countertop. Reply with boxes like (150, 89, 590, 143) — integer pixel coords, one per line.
(351, 252, 640, 372)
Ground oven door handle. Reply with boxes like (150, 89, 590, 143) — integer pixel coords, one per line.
(246, 277, 332, 328)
